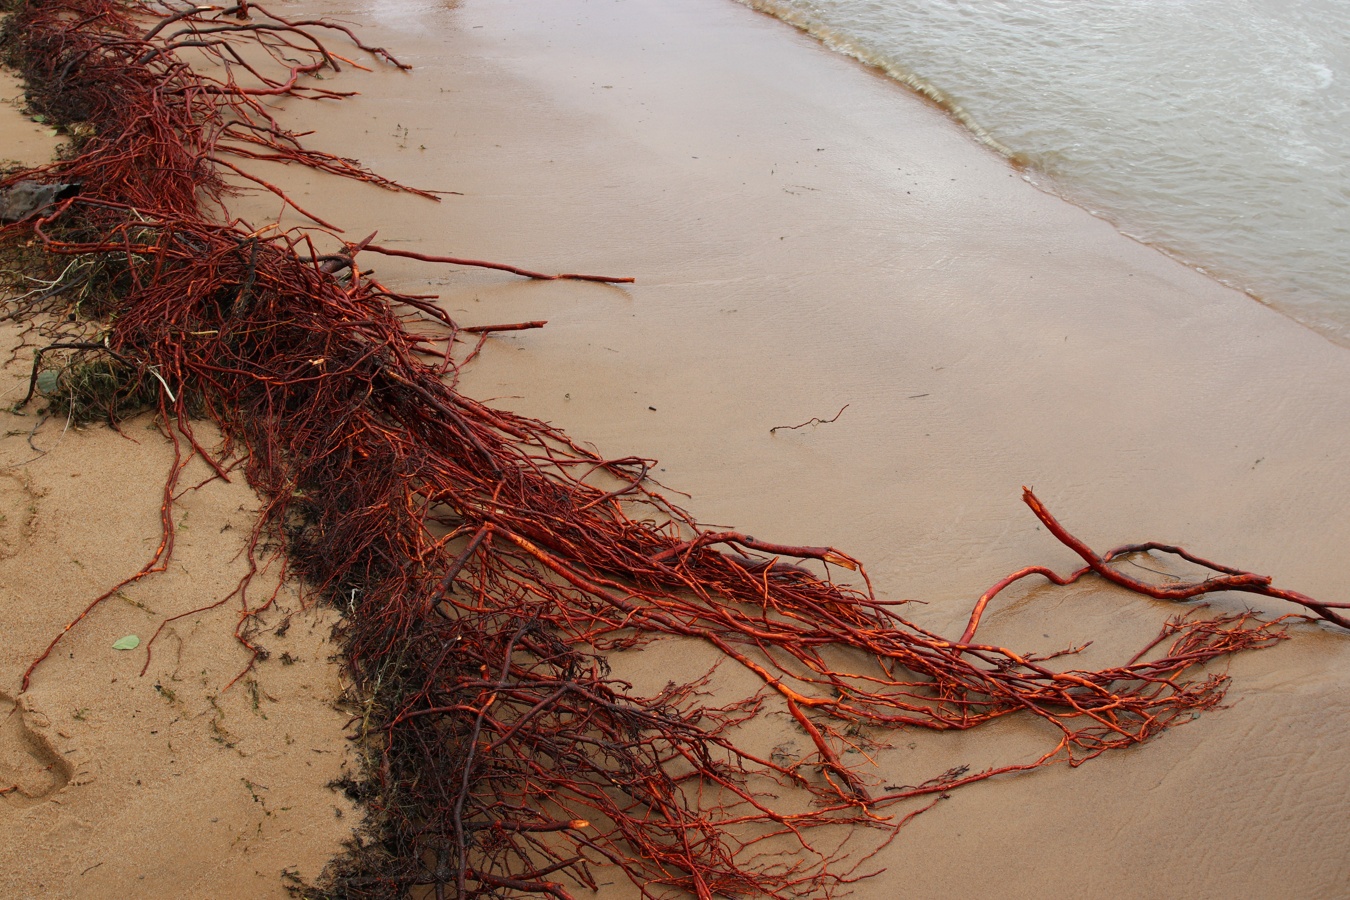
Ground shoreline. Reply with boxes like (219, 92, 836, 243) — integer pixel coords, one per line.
(2, 0, 1349, 896)
(736, 0, 1350, 352)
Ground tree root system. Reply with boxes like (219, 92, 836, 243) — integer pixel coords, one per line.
(0, 2, 1344, 898)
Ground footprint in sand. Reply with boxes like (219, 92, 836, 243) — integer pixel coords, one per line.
(0, 692, 72, 807)
(0, 471, 40, 561)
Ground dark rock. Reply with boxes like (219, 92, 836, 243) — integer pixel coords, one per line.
(0, 180, 81, 223)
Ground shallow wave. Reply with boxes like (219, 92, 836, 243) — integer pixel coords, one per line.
(738, 0, 1350, 345)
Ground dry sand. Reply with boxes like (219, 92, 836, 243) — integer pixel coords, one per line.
(0, 72, 356, 898)
(6, 0, 1350, 896)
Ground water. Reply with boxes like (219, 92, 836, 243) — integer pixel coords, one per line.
(740, 0, 1350, 345)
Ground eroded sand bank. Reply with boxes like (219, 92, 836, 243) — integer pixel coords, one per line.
(6, 0, 1350, 895)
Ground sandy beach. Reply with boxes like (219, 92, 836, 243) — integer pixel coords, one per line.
(5, 0, 1350, 896)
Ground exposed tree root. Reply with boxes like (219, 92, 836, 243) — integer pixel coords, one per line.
(0, 2, 1342, 898)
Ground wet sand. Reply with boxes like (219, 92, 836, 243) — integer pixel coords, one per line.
(7, 0, 1350, 895)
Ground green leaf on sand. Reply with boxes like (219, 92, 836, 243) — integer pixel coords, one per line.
(112, 635, 140, 650)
